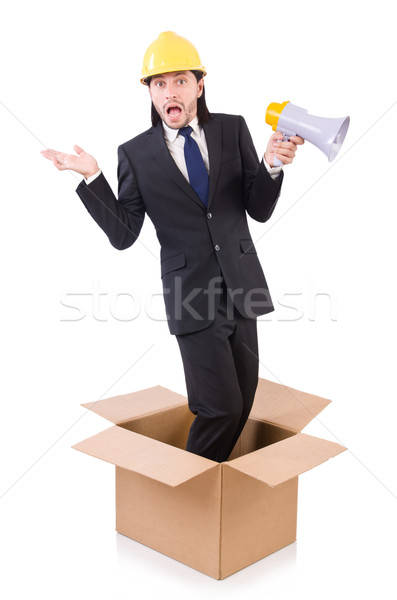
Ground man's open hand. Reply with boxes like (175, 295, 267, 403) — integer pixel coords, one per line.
(41, 145, 99, 179)
(264, 132, 304, 167)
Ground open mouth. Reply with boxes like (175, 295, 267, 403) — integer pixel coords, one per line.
(166, 104, 182, 119)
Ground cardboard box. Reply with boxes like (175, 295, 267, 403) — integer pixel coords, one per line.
(73, 378, 345, 579)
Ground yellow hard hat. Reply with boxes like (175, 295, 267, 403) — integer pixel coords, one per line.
(141, 31, 206, 85)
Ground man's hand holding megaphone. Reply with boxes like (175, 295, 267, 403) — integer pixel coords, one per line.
(264, 132, 305, 168)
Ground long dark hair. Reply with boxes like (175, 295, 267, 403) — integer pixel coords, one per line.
(146, 70, 212, 128)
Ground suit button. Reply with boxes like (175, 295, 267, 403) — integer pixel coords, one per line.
(214, 244, 220, 252)
(207, 212, 212, 219)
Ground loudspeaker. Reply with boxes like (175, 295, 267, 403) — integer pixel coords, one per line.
(266, 101, 350, 166)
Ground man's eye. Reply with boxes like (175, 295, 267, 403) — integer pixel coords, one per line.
(177, 79, 186, 85)
(155, 81, 164, 87)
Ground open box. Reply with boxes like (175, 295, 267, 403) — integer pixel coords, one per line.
(73, 378, 345, 579)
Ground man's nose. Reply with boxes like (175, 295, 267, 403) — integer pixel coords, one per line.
(165, 83, 178, 99)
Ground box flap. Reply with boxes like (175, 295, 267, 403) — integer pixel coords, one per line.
(226, 433, 346, 487)
(82, 385, 187, 424)
(250, 378, 331, 432)
(72, 425, 217, 487)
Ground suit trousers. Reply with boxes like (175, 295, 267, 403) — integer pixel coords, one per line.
(176, 286, 259, 462)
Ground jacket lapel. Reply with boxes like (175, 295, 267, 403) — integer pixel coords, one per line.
(203, 117, 222, 209)
(148, 118, 223, 211)
(148, 124, 204, 210)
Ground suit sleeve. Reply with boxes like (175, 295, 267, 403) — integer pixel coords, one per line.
(75, 145, 145, 250)
(239, 115, 284, 223)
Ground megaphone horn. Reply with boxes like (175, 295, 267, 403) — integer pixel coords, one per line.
(266, 101, 350, 166)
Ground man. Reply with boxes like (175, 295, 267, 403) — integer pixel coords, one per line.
(41, 31, 303, 463)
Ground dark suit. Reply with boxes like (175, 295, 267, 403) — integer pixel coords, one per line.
(76, 113, 283, 461)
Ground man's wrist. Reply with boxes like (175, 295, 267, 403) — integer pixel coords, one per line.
(263, 155, 282, 179)
(85, 169, 101, 184)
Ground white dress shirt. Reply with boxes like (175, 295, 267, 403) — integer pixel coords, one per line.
(85, 116, 281, 184)
(162, 116, 210, 180)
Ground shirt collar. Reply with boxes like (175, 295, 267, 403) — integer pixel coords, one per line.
(163, 116, 201, 144)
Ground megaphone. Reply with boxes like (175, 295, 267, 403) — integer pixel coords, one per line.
(265, 101, 350, 167)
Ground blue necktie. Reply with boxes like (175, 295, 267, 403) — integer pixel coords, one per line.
(178, 126, 209, 208)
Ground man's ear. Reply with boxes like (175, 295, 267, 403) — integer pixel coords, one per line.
(197, 77, 204, 98)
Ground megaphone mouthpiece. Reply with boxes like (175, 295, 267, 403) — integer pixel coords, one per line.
(265, 101, 291, 130)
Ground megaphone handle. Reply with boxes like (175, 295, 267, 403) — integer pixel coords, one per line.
(273, 134, 290, 167)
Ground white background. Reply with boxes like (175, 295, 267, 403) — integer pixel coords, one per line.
(1, 0, 396, 597)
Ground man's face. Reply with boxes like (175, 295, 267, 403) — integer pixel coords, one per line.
(148, 71, 204, 129)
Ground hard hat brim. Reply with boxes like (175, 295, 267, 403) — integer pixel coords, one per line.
(141, 66, 207, 86)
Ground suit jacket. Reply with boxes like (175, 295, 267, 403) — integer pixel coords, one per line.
(76, 113, 284, 335)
